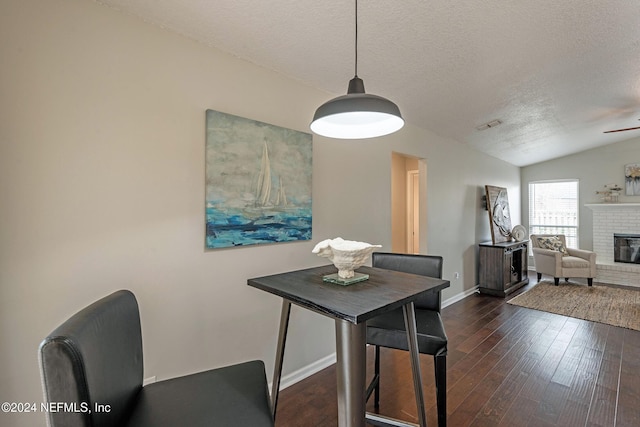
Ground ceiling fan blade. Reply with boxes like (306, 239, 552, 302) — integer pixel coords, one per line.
(603, 126, 640, 133)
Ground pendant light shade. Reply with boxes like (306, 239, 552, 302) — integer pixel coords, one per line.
(310, 77, 404, 139)
(310, 1, 404, 139)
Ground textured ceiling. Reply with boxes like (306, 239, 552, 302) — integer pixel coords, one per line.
(97, 0, 640, 166)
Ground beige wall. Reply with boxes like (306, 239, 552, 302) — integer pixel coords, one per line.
(0, 1, 520, 425)
(521, 136, 640, 251)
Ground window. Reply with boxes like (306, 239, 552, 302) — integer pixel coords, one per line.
(528, 180, 579, 248)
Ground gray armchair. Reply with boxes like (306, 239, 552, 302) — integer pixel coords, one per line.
(39, 290, 274, 427)
(530, 234, 596, 286)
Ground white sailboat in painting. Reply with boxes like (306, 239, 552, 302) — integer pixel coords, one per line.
(255, 140, 272, 207)
(254, 140, 293, 210)
(275, 176, 288, 207)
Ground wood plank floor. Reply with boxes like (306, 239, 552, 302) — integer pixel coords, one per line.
(274, 277, 640, 426)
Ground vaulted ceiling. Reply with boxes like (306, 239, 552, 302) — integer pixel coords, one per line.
(98, 0, 640, 166)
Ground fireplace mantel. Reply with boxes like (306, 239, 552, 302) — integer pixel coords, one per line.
(586, 203, 640, 209)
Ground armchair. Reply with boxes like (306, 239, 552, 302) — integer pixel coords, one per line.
(530, 234, 596, 286)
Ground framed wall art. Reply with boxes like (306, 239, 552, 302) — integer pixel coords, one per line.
(485, 185, 513, 244)
(205, 110, 312, 249)
(625, 163, 640, 196)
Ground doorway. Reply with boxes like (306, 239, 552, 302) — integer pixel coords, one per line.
(407, 169, 420, 253)
(391, 152, 426, 254)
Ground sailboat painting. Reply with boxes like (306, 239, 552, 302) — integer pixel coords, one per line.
(205, 110, 312, 249)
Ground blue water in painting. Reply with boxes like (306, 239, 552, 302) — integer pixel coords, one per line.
(206, 205, 312, 248)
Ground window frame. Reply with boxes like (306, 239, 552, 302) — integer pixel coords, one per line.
(528, 179, 580, 249)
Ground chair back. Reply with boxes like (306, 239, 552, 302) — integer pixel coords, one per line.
(39, 290, 143, 427)
(372, 252, 443, 311)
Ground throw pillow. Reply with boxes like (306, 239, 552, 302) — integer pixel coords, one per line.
(536, 236, 567, 255)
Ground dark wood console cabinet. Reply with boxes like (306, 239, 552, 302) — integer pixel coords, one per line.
(478, 240, 529, 297)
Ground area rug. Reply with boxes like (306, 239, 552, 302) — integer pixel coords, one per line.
(507, 281, 640, 331)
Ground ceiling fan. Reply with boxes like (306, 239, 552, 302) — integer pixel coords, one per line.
(604, 119, 640, 133)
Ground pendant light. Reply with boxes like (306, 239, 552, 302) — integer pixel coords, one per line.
(310, 0, 404, 139)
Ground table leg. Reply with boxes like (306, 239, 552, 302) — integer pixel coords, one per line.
(335, 319, 367, 427)
(403, 302, 427, 427)
(271, 299, 291, 419)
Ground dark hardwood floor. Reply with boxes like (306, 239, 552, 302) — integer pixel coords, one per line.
(274, 276, 640, 426)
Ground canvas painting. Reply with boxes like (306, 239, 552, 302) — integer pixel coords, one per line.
(485, 185, 513, 244)
(205, 110, 312, 248)
(625, 163, 640, 196)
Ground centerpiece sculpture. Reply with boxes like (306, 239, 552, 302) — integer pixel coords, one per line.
(312, 237, 381, 285)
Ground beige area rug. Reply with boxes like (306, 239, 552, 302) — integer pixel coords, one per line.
(507, 281, 640, 331)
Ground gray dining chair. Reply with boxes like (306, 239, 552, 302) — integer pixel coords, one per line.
(39, 290, 274, 427)
(367, 252, 447, 427)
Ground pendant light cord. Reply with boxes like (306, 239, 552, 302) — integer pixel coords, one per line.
(354, 0, 358, 77)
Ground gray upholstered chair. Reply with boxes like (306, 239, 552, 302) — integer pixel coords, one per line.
(530, 234, 597, 286)
(366, 252, 447, 427)
(39, 290, 274, 427)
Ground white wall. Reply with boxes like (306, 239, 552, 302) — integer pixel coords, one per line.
(521, 136, 640, 251)
(0, 1, 520, 425)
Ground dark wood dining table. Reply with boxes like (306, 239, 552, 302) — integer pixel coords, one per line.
(248, 264, 450, 427)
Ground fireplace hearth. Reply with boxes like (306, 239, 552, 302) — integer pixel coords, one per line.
(614, 233, 640, 264)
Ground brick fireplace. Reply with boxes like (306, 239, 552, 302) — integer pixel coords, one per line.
(586, 203, 640, 287)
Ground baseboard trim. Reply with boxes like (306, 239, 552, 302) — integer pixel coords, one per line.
(276, 285, 476, 390)
(442, 285, 479, 308)
(277, 352, 337, 391)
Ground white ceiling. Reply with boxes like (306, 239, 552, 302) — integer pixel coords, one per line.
(97, 0, 640, 166)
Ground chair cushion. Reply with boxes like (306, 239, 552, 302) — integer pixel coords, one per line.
(366, 308, 447, 355)
(562, 256, 590, 268)
(125, 360, 273, 427)
(535, 236, 567, 255)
